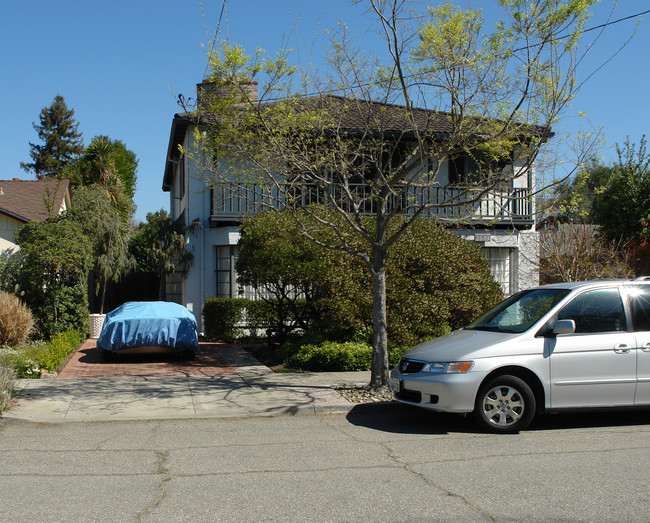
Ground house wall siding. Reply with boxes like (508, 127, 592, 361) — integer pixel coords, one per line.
(0, 214, 22, 252)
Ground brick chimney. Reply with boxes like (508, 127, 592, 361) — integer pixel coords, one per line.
(196, 78, 259, 109)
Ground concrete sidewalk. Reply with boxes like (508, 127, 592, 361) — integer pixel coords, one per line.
(1, 347, 371, 423)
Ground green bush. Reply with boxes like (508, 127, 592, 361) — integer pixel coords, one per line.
(236, 209, 503, 351)
(287, 341, 373, 371)
(0, 329, 83, 379)
(281, 336, 408, 372)
(244, 299, 275, 334)
(202, 297, 312, 343)
(14, 217, 91, 339)
(203, 298, 248, 342)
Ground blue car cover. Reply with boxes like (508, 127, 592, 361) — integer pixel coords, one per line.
(97, 301, 199, 352)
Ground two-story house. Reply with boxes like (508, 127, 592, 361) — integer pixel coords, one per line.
(163, 82, 541, 333)
(0, 178, 72, 253)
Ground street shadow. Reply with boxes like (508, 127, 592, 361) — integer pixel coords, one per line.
(528, 409, 650, 431)
(346, 402, 477, 435)
(346, 402, 650, 435)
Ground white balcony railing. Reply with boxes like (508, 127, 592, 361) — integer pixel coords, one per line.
(210, 182, 532, 224)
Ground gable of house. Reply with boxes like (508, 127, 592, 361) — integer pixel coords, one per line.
(0, 178, 71, 252)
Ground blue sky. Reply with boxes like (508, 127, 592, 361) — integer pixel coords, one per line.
(2, 1, 648, 223)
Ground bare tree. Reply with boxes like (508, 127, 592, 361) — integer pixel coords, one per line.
(539, 224, 633, 284)
(188, 0, 602, 389)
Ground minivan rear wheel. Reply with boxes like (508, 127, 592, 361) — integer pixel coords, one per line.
(474, 375, 535, 433)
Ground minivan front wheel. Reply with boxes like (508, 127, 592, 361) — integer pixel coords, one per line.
(474, 375, 535, 433)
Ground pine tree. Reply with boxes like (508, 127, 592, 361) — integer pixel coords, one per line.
(21, 94, 84, 179)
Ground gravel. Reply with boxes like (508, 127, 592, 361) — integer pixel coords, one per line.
(333, 385, 395, 403)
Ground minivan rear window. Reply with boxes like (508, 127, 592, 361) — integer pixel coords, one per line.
(467, 288, 570, 333)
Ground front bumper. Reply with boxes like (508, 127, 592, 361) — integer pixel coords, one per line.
(390, 366, 485, 413)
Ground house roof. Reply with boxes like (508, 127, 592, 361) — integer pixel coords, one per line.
(163, 93, 551, 191)
(0, 179, 72, 223)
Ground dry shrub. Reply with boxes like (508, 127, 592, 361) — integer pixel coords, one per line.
(0, 363, 14, 412)
(0, 292, 35, 346)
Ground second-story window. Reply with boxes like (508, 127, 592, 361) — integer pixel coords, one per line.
(448, 149, 511, 185)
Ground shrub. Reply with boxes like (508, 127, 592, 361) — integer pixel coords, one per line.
(236, 209, 503, 351)
(14, 217, 91, 339)
(0, 329, 82, 378)
(203, 298, 248, 342)
(244, 299, 275, 337)
(29, 329, 83, 371)
(0, 362, 15, 413)
(0, 292, 35, 346)
(281, 336, 408, 372)
(287, 341, 373, 372)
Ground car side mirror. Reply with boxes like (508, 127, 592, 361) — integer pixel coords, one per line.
(553, 319, 576, 336)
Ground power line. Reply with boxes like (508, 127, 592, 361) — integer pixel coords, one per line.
(203, 0, 228, 80)
(207, 6, 649, 103)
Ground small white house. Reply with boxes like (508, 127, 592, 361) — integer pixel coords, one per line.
(163, 83, 541, 332)
(0, 178, 72, 253)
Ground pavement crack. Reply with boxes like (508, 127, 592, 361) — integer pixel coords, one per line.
(378, 441, 497, 522)
(135, 450, 171, 522)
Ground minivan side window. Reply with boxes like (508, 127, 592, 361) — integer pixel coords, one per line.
(627, 285, 650, 332)
(556, 288, 626, 333)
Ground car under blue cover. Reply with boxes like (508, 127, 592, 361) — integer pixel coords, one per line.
(97, 301, 199, 355)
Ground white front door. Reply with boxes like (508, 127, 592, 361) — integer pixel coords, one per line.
(549, 288, 637, 408)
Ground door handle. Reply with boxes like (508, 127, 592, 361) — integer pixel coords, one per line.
(614, 344, 631, 354)
(642, 343, 650, 353)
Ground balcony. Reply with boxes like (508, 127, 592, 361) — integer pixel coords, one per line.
(209, 182, 533, 226)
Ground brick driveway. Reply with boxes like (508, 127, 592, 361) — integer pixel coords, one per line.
(57, 339, 238, 379)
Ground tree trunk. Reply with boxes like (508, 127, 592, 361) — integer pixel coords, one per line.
(99, 280, 107, 315)
(370, 244, 390, 390)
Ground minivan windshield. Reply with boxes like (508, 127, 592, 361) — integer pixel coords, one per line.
(467, 288, 570, 333)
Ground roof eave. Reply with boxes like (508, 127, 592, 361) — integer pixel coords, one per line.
(163, 114, 192, 192)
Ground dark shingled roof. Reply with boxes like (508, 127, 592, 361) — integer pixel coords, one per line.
(164, 93, 550, 190)
(0, 179, 71, 223)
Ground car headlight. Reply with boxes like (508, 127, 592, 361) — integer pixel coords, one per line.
(423, 361, 474, 373)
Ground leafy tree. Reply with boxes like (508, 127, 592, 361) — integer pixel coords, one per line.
(20, 94, 84, 179)
(592, 136, 650, 243)
(69, 186, 135, 314)
(68, 135, 138, 221)
(129, 210, 193, 299)
(543, 160, 615, 225)
(191, 0, 598, 388)
(237, 208, 503, 348)
(13, 216, 92, 339)
(237, 210, 326, 319)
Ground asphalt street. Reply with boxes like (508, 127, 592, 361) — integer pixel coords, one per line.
(1, 404, 648, 522)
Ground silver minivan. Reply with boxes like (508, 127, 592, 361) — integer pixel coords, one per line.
(390, 279, 650, 433)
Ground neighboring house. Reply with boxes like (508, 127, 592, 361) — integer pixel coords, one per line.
(163, 82, 541, 332)
(0, 178, 72, 253)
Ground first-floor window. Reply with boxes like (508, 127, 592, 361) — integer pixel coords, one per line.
(482, 247, 517, 295)
(215, 245, 262, 299)
(216, 245, 237, 298)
